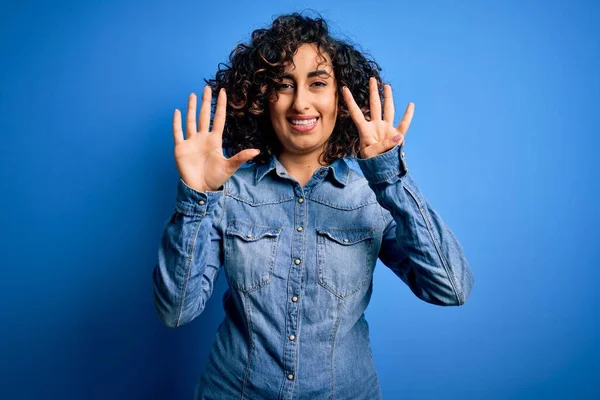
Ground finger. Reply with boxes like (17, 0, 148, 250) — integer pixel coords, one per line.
(226, 148, 261, 172)
(186, 93, 197, 137)
(212, 88, 226, 134)
(342, 86, 367, 128)
(383, 84, 394, 124)
(198, 86, 212, 133)
(173, 109, 184, 144)
(369, 77, 382, 121)
(396, 102, 415, 134)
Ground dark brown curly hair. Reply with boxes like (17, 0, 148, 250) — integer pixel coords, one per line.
(206, 12, 384, 165)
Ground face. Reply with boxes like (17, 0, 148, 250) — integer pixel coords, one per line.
(269, 43, 338, 162)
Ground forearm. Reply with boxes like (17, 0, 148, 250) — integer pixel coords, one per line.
(152, 179, 224, 327)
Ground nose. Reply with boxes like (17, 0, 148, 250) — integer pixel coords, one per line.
(291, 85, 310, 111)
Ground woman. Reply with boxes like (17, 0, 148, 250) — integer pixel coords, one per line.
(153, 13, 474, 400)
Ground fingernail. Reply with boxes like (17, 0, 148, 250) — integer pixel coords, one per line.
(392, 134, 402, 143)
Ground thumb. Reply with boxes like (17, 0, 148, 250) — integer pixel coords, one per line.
(227, 148, 260, 170)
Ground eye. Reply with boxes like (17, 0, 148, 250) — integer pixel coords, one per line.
(312, 81, 327, 87)
(276, 82, 294, 91)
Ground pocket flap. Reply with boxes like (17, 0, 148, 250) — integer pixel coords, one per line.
(227, 220, 282, 241)
(316, 227, 374, 245)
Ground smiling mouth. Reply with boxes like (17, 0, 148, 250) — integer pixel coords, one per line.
(287, 117, 319, 132)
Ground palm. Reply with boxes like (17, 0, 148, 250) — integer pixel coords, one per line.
(173, 87, 259, 192)
(342, 77, 414, 159)
(174, 131, 228, 192)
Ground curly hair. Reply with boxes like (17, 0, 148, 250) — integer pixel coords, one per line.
(206, 12, 384, 165)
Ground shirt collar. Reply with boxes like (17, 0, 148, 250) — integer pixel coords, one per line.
(255, 155, 349, 187)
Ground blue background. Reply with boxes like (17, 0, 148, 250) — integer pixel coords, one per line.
(1, 0, 598, 399)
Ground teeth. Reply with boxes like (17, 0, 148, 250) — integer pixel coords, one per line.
(290, 118, 317, 126)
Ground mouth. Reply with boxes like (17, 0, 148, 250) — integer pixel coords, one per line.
(287, 116, 319, 132)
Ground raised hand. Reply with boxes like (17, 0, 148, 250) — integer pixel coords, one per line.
(173, 86, 260, 192)
(342, 77, 414, 159)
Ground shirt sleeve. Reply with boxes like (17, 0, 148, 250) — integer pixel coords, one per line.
(356, 145, 474, 306)
(152, 178, 225, 327)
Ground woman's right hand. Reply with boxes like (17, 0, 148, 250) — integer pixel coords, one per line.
(173, 86, 260, 192)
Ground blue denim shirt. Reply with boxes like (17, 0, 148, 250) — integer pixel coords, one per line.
(153, 145, 474, 400)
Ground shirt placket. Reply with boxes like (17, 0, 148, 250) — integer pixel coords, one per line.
(281, 170, 327, 400)
(281, 182, 306, 398)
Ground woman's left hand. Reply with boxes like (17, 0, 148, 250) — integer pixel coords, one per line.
(342, 77, 415, 159)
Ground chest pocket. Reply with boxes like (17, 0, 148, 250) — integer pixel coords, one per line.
(224, 220, 282, 293)
(316, 227, 376, 298)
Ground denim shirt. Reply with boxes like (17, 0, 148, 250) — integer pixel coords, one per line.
(152, 145, 474, 400)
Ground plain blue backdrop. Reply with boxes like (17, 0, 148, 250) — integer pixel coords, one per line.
(1, 0, 598, 399)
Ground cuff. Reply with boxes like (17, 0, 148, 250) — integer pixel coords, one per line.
(356, 145, 409, 184)
(175, 178, 223, 216)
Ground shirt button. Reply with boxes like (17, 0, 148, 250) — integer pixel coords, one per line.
(291, 296, 298, 302)
(401, 151, 406, 159)
(294, 259, 301, 265)
(343, 238, 349, 243)
(298, 198, 304, 203)
(287, 374, 294, 380)
(198, 200, 205, 205)
(296, 226, 303, 232)
(246, 234, 253, 239)
(289, 334, 296, 341)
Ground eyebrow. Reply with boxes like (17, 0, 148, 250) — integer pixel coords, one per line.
(281, 70, 332, 80)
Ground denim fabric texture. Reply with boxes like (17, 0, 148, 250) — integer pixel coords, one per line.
(152, 144, 474, 399)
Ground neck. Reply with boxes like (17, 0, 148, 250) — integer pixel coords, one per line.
(278, 151, 328, 187)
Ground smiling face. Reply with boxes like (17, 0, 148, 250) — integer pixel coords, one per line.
(268, 43, 338, 163)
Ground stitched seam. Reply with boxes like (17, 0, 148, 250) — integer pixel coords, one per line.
(241, 292, 254, 399)
(175, 203, 195, 216)
(316, 230, 373, 299)
(403, 185, 461, 303)
(175, 215, 203, 327)
(217, 182, 228, 228)
(226, 192, 294, 206)
(307, 196, 377, 210)
(316, 227, 375, 243)
(227, 220, 284, 233)
(329, 299, 343, 400)
(279, 286, 290, 400)
(316, 235, 344, 300)
(224, 223, 282, 293)
(284, 191, 307, 400)
(379, 204, 393, 245)
(368, 169, 401, 185)
(287, 223, 306, 400)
